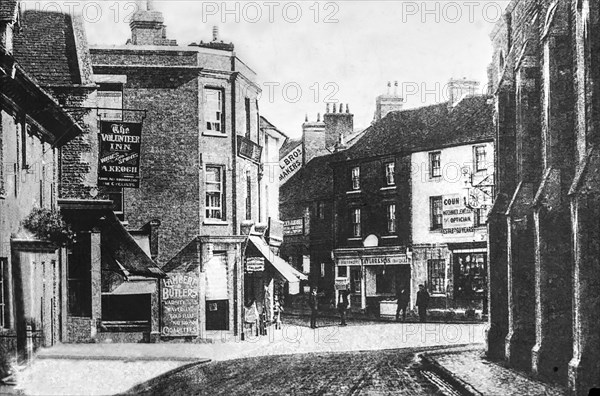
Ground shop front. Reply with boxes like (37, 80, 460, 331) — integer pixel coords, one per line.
(333, 246, 410, 314)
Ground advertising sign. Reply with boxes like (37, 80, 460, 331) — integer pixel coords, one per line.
(335, 278, 350, 290)
(98, 121, 142, 188)
(442, 194, 474, 234)
(279, 145, 303, 184)
(245, 257, 265, 272)
(283, 218, 304, 236)
(161, 272, 199, 337)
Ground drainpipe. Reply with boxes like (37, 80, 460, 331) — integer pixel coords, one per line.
(230, 59, 239, 235)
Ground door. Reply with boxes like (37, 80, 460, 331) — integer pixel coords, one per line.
(205, 253, 229, 330)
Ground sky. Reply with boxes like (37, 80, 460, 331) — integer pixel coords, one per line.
(22, 0, 508, 138)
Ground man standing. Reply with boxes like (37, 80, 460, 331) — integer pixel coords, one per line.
(309, 288, 319, 329)
(416, 284, 430, 323)
(395, 288, 409, 321)
(337, 290, 349, 326)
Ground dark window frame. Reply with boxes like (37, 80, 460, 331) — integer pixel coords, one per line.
(205, 165, 225, 220)
(204, 87, 225, 134)
(430, 196, 443, 230)
(429, 151, 441, 178)
(428, 259, 446, 294)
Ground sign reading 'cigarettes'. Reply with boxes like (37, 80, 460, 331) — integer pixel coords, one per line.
(98, 121, 142, 188)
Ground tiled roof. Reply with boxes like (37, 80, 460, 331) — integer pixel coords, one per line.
(13, 11, 83, 86)
(280, 153, 334, 206)
(0, 0, 18, 21)
(336, 96, 494, 161)
(280, 138, 301, 160)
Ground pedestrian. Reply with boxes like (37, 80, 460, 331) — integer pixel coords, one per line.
(416, 284, 430, 323)
(273, 295, 283, 330)
(337, 290, 349, 326)
(309, 287, 319, 329)
(395, 288, 409, 321)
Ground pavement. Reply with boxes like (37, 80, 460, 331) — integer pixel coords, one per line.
(7, 321, 486, 396)
(420, 346, 568, 396)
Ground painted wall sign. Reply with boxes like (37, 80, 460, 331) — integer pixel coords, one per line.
(336, 255, 409, 266)
(283, 218, 304, 236)
(442, 193, 474, 234)
(279, 145, 303, 184)
(161, 272, 199, 337)
(98, 121, 142, 188)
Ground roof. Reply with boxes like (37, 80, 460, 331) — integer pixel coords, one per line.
(13, 10, 94, 86)
(260, 116, 288, 139)
(280, 138, 301, 160)
(280, 153, 335, 206)
(0, 0, 19, 22)
(335, 96, 494, 162)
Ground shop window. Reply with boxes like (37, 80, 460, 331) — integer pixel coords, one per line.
(0, 258, 8, 328)
(429, 151, 441, 178)
(386, 203, 396, 234)
(204, 88, 224, 134)
(376, 268, 394, 294)
(385, 161, 395, 185)
(351, 208, 361, 237)
(474, 145, 487, 172)
(430, 196, 443, 230)
(338, 266, 347, 278)
(101, 294, 150, 324)
(454, 253, 487, 299)
(428, 259, 446, 294)
(351, 166, 360, 190)
(68, 234, 92, 317)
(206, 165, 224, 220)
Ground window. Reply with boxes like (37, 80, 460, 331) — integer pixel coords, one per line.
(474, 208, 488, 227)
(430, 196, 443, 230)
(474, 145, 487, 172)
(351, 166, 360, 190)
(205, 88, 223, 133)
(338, 266, 347, 278)
(351, 208, 361, 237)
(316, 201, 325, 220)
(454, 253, 487, 299)
(245, 170, 252, 221)
(320, 263, 325, 278)
(107, 188, 124, 221)
(97, 84, 123, 121)
(245, 97, 251, 139)
(206, 166, 224, 220)
(428, 259, 446, 294)
(385, 162, 395, 185)
(350, 267, 361, 293)
(429, 152, 441, 178)
(387, 203, 396, 234)
(0, 258, 8, 328)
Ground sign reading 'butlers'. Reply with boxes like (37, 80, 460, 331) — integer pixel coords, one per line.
(98, 121, 142, 188)
(161, 272, 200, 337)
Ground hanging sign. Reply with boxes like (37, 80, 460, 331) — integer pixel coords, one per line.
(98, 121, 142, 188)
(246, 257, 265, 272)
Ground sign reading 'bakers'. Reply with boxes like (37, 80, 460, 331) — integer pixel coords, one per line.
(98, 121, 142, 188)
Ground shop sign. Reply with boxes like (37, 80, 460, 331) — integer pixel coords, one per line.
(280, 145, 303, 184)
(161, 271, 200, 337)
(442, 194, 474, 234)
(283, 218, 304, 236)
(246, 257, 265, 272)
(335, 278, 350, 290)
(98, 121, 142, 188)
(336, 255, 409, 266)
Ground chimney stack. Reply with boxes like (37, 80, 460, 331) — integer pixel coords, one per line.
(324, 101, 353, 150)
(447, 77, 480, 107)
(374, 81, 404, 122)
(129, 0, 177, 45)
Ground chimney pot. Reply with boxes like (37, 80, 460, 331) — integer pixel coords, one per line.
(212, 26, 219, 41)
(332, 103, 337, 113)
(326, 103, 330, 113)
(305, 114, 308, 122)
(317, 112, 321, 122)
(346, 104, 349, 113)
(339, 103, 344, 113)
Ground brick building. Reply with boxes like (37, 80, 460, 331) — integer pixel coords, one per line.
(330, 91, 494, 314)
(90, 1, 301, 338)
(486, 0, 600, 393)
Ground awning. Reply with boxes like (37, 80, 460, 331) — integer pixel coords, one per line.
(248, 236, 308, 284)
(105, 279, 156, 295)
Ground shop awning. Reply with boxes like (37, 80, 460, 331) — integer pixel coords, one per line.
(248, 236, 308, 284)
(105, 278, 156, 295)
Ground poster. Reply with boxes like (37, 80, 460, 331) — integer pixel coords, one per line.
(161, 272, 200, 337)
(442, 194, 474, 234)
(98, 121, 142, 188)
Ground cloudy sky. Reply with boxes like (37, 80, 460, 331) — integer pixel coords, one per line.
(23, 0, 507, 138)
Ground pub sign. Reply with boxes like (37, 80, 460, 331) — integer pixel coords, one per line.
(98, 121, 142, 188)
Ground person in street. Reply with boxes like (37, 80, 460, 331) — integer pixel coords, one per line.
(416, 284, 430, 323)
(337, 290, 349, 326)
(309, 288, 319, 329)
(395, 288, 409, 321)
(273, 295, 283, 330)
